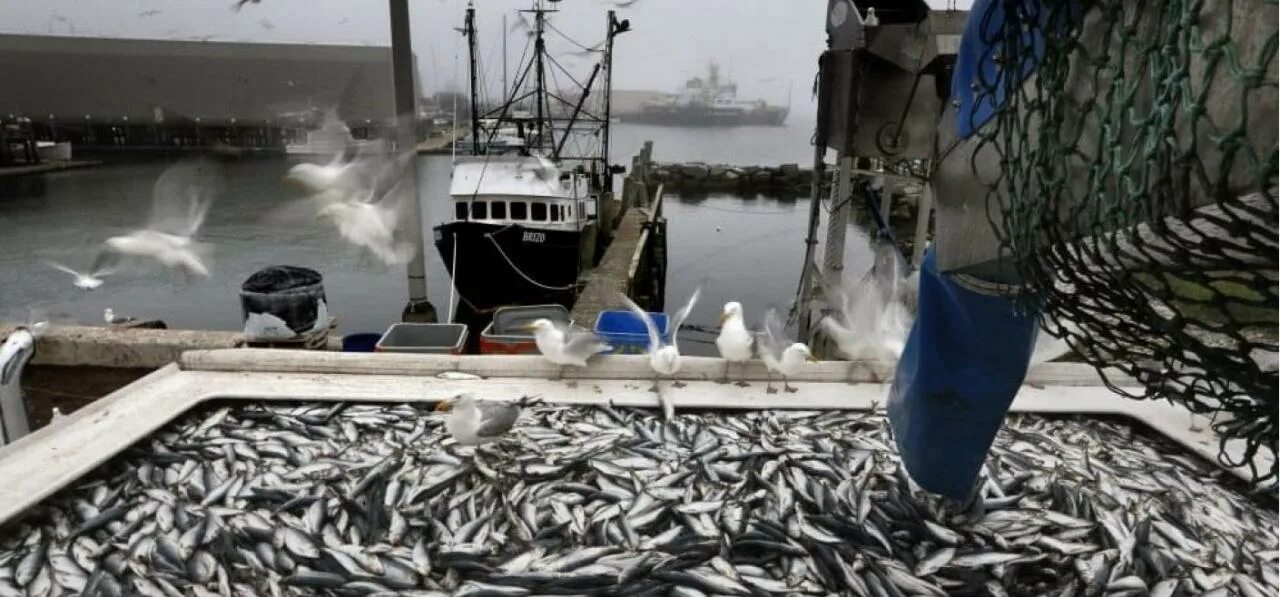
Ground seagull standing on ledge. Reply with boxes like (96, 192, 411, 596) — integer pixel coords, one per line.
(715, 302, 753, 386)
(758, 308, 816, 393)
(526, 319, 611, 381)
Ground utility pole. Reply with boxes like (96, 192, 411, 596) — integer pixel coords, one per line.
(389, 0, 436, 322)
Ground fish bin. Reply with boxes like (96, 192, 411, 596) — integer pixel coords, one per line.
(376, 323, 469, 355)
(594, 310, 670, 354)
(0, 351, 1272, 597)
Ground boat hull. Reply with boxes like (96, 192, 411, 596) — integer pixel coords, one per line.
(433, 221, 581, 311)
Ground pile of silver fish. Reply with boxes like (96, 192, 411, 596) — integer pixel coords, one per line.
(0, 402, 1276, 596)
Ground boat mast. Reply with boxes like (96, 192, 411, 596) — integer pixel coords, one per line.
(533, 1, 550, 153)
(464, 2, 481, 155)
(502, 14, 508, 98)
(602, 10, 616, 191)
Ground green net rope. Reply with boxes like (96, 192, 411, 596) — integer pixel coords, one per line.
(973, 0, 1278, 486)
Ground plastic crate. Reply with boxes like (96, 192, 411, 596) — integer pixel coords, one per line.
(375, 323, 469, 355)
(479, 321, 539, 355)
(593, 310, 669, 355)
(491, 304, 570, 335)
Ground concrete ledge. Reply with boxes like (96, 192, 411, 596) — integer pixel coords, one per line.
(0, 325, 245, 368)
(181, 348, 1132, 386)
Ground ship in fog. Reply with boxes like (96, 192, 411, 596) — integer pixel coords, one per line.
(619, 62, 788, 127)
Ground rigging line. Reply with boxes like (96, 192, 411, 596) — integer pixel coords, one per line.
(544, 21, 602, 53)
(483, 230, 578, 291)
(544, 53, 588, 91)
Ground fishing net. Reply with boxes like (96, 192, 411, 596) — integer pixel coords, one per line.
(968, 0, 1279, 485)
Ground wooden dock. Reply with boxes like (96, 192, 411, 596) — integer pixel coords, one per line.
(0, 160, 101, 178)
(570, 142, 667, 324)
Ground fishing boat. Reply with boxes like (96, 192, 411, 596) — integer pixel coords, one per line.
(434, 0, 628, 311)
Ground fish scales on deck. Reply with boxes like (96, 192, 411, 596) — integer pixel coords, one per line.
(0, 402, 1275, 596)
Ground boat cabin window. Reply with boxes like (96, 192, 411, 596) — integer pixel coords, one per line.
(511, 201, 528, 220)
(472, 201, 488, 219)
(550, 204, 561, 222)
(491, 201, 507, 219)
(531, 202, 547, 221)
(566, 204, 573, 218)
(455, 202, 467, 220)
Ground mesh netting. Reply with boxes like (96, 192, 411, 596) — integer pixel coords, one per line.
(969, 0, 1279, 485)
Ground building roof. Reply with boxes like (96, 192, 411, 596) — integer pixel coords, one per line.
(0, 34, 408, 125)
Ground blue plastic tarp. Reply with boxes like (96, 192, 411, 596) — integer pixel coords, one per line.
(952, 0, 1081, 138)
(887, 249, 1040, 500)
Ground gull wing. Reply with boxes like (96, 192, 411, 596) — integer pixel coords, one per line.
(147, 158, 223, 238)
(474, 401, 521, 438)
(669, 286, 702, 350)
(562, 328, 612, 359)
(618, 293, 661, 354)
(759, 307, 791, 362)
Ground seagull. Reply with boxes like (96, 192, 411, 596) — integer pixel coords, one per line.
(608, 0, 642, 7)
(618, 287, 700, 421)
(758, 308, 816, 393)
(863, 7, 880, 27)
(95, 159, 222, 279)
(103, 308, 135, 326)
(436, 394, 522, 446)
(714, 302, 753, 385)
(525, 319, 611, 381)
(286, 139, 416, 266)
(138, 9, 162, 17)
(45, 261, 112, 290)
(819, 236, 914, 378)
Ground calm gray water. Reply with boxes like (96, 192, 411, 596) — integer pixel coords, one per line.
(0, 122, 872, 356)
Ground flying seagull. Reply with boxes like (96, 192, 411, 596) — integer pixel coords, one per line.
(94, 159, 222, 279)
(45, 261, 113, 291)
(619, 287, 700, 421)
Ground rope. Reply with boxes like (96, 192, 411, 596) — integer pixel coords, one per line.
(448, 233, 459, 323)
(484, 230, 577, 291)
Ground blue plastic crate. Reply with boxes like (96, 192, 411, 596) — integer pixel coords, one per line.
(594, 310, 670, 354)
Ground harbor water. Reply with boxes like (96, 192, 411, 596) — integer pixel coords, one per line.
(0, 121, 873, 355)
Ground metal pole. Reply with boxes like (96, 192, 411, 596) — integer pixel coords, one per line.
(794, 143, 827, 342)
(822, 154, 854, 278)
(390, 0, 437, 322)
(465, 5, 481, 155)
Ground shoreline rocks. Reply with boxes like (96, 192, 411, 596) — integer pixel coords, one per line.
(650, 161, 823, 196)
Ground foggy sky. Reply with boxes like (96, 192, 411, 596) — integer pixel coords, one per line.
(0, 1, 971, 117)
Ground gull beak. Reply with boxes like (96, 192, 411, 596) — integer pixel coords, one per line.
(718, 312, 729, 324)
(806, 354, 819, 363)
(434, 399, 455, 412)
(521, 323, 537, 332)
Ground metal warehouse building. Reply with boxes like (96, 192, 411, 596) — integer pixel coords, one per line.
(0, 34, 409, 151)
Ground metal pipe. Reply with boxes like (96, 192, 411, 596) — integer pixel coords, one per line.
(0, 329, 35, 446)
(389, 0, 435, 320)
